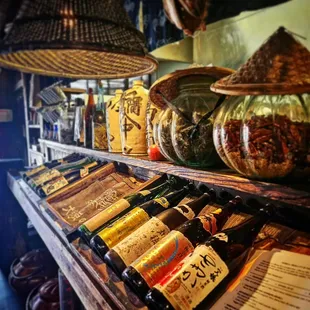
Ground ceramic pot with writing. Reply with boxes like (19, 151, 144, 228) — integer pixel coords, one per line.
(120, 81, 149, 156)
(106, 90, 123, 153)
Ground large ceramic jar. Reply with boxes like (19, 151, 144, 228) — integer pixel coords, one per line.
(170, 75, 222, 168)
(120, 81, 149, 156)
(106, 90, 123, 153)
(213, 94, 310, 179)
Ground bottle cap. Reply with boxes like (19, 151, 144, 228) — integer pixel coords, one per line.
(133, 80, 144, 87)
(88, 88, 93, 94)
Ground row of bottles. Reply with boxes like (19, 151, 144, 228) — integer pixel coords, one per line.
(76, 184, 274, 309)
(23, 153, 104, 198)
(83, 80, 153, 156)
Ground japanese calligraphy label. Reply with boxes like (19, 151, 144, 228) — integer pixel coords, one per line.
(113, 217, 171, 266)
(199, 215, 218, 235)
(154, 197, 170, 209)
(120, 81, 149, 155)
(173, 205, 195, 220)
(139, 190, 151, 197)
(32, 169, 61, 187)
(132, 231, 194, 287)
(85, 189, 119, 211)
(84, 198, 130, 232)
(41, 176, 69, 196)
(25, 165, 46, 177)
(155, 245, 229, 310)
(97, 207, 150, 249)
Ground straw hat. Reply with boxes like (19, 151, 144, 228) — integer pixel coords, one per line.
(149, 66, 234, 109)
(211, 27, 310, 95)
(0, 0, 158, 79)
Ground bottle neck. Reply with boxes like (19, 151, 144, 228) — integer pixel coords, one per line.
(165, 187, 189, 205)
(185, 193, 212, 216)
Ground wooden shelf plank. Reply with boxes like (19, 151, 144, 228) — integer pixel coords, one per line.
(7, 173, 135, 310)
(39, 139, 310, 210)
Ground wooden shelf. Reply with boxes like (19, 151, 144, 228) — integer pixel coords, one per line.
(7, 172, 145, 310)
(39, 139, 310, 213)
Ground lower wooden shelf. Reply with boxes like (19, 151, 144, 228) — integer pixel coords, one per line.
(7, 172, 146, 310)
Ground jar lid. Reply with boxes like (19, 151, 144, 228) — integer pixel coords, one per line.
(149, 66, 234, 109)
(211, 27, 310, 96)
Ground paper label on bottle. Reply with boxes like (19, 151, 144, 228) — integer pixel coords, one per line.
(25, 165, 46, 177)
(41, 176, 69, 196)
(199, 215, 218, 235)
(153, 197, 170, 209)
(113, 217, 171, 266)
(84, 198, 130, 232)
(139, 190, 151, 197)
(97, 207, 150, 249)
(173, 205, 195, 220)
(155, 245, 229, 310)
(32, 169, 61, 186)
(80, 161, 98, 178)
(132, 231, 194, 287)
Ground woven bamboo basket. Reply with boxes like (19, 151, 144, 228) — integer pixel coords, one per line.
(0, 0, 158, 79)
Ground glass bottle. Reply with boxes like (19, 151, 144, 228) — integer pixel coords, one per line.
(84, 88, 95, 149)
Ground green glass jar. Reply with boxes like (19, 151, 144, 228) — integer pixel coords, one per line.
(170, 76, 222, 168)
(214, 94, 310, 179)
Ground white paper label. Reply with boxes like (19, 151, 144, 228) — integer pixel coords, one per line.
(113, 217, 170, 266)
(155, 245, 229, 310)
(212, 249, 310, 310)
(173, 205, 195, 220)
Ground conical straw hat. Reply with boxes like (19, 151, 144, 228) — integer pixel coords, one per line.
(211, 27, 310, 95)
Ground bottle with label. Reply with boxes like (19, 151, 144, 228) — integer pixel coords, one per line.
(28, 157, 90, 189)
(145, 205, 274, 310)
(121, 197, 242, 298)
(78, 179, 176, 244)
(92, 82, 108, 150)
(90, 185, 192, 259)
(103, 192, 216, 278)
(106, 89, 123, 153)
(23, 153, 80, 181)
(84, 88, 96, 149)
(37, 161, 103, 198)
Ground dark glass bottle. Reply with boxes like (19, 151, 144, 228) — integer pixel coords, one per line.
(121, 197, 241, 298)
(104, 192, 216, 278)
(84, 88, 95, 149)
(145, 205, 273, 310)
(23, 153, 80, 181)
(34, 158, 98, 193)
(79, 179, 176, 244)
(28, 157, 90, 189)
(38, 161, 104, 198)
(91, 185, 192, 259)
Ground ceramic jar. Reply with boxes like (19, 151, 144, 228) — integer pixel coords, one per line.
(120, 81, 149, 156)
(106, 90, 123, 153)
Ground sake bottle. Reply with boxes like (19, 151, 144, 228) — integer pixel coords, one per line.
(145, 205, 273, 310)
(78, 179, 175, 244)
(91, 185, 192, 259)
(103, 193, 216, 277)
(121, 197, 242, 298)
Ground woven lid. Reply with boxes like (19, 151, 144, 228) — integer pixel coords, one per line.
(211, 27, 310, 95)
(0, 0, 158, 79)
(149, 66, 234, 109)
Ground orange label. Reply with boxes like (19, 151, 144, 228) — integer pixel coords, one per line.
(199, 214, 218, 235)
(132, 231, 194, 287)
